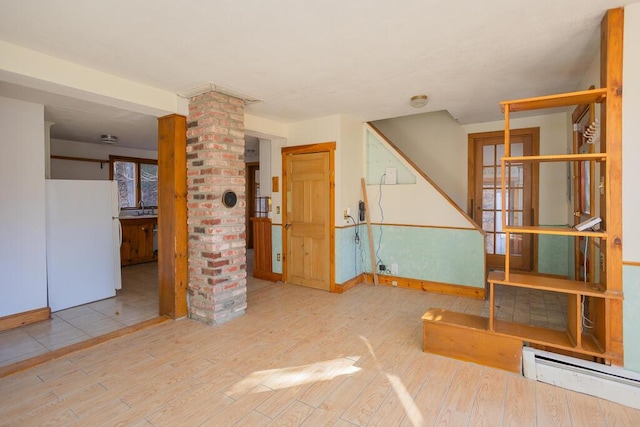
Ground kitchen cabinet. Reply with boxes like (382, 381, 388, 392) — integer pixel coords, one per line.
(120, 217, 157, 266)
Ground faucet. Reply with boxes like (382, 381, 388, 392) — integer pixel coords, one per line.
(139, 200, 145, 214)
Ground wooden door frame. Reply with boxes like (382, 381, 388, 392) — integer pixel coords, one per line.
(246, 162, 259, 249)
(157, 114, 188, 319)
(468, 127, 540, 271)
(281, 142, 336, 292)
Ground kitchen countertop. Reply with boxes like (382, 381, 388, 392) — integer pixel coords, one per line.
(119, 215, 157, 220)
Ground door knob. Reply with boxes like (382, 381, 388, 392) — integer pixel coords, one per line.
(285, 223, 292, 229)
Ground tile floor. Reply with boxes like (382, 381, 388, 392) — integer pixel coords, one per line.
(488, 284, 568, 331)
(0, 262, 158, 368)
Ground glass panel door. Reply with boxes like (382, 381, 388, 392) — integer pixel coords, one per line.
(472, 132, 534, 270)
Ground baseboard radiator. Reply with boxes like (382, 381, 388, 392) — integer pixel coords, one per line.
(523, 347, 640, 410)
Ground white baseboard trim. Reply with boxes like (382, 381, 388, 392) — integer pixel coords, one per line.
(523, 347, 640, 410)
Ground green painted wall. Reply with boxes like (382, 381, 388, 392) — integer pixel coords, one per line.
(335, 224, 485, 288)
(537, 233, 571, 276)
(335, 226, 365, 284)
(624, 265, 640, 373)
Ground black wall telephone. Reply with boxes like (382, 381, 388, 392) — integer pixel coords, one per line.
(359, 200, 366, 221)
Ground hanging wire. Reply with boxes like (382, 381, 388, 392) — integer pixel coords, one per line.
(582, 235, 594, 330)
(375, 173, 386, 269)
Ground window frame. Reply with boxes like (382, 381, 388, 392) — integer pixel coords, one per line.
(109, 155, 158, 209)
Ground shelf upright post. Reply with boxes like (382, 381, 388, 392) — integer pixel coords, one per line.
(503, 105, 510, 280)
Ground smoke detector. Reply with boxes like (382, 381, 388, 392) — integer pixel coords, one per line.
(101, 134, 118, 144)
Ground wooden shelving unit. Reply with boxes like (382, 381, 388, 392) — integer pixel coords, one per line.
(489, 86, 620, 361)
(423, 8, 624, 371)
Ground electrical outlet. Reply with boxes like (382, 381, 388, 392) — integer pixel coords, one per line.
(276, 206, 280, 214)
(276, 253, 281, 262)
(343, 208, 350, 219)
(391, 263, 398, 275)
(392, 280, 398, 287)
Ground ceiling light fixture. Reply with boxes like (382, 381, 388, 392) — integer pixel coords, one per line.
(410, 95, 429, 108)
(100, 134, 118, 144)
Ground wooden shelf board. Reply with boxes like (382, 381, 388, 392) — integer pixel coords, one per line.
(581, 332, 605, 354)
(422, 309, 489, 331)
(493, 320, 576, 349)
(502, 153, 607, 163)
(503, 225, 607, 238)
(500, 88, 607, 112)
(493, 320, 609, 357)
(488, 271, 622, 299)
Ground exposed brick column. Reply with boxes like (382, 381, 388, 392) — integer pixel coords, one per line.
(186, 91, 246, 325)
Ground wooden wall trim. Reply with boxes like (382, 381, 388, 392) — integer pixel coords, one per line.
(157, 114, 188, 319)
(0, 307, 50, 333)
(364, 273, 486, 299)
(281, 141, 336, 155)
(333, 273, 364, 293)
(368, 222, 478, 231)
(50, 155, 107, 164)
(254, 271, 283, 282)
(0, 317, 168, 378)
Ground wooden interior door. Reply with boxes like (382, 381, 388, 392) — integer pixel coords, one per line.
(284, 151, 331, 290)
(469, 129, 538, 271)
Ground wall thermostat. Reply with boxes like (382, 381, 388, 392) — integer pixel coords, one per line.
(222, 190, 237, 208)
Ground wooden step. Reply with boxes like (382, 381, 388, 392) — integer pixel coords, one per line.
(422, 309, 522, 373)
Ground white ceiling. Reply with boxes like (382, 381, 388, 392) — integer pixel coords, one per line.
(0, 0, 633, 150)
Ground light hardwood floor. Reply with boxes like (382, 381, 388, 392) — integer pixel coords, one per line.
(1, 277, 639, 426)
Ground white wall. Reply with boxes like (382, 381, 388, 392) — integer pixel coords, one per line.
(365, 126, 476, 229)
(269, 138, 286, 225)
(339, 116, 365, 226)
(245, 113, 289, 140)
(50, 138, 158, 180)
(373, 110, 468, 209)
(0, 97, 48, 316)
(464, 112, 570, 224)
(0, 41, 184, 117)
(623, 2, 640, 262)
(258, 138, 271, 197)
(287, 115, 344, 225)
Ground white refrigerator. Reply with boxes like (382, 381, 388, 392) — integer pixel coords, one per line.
(46, 180, 122, 312)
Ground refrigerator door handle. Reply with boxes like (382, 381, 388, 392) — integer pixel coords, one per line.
(118, 220, 123, 246)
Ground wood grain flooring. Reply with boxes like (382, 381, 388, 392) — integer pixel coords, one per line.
(1, 278, 639, 426)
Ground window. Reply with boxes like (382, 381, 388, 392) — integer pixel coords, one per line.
(109, 156, 158, 209)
